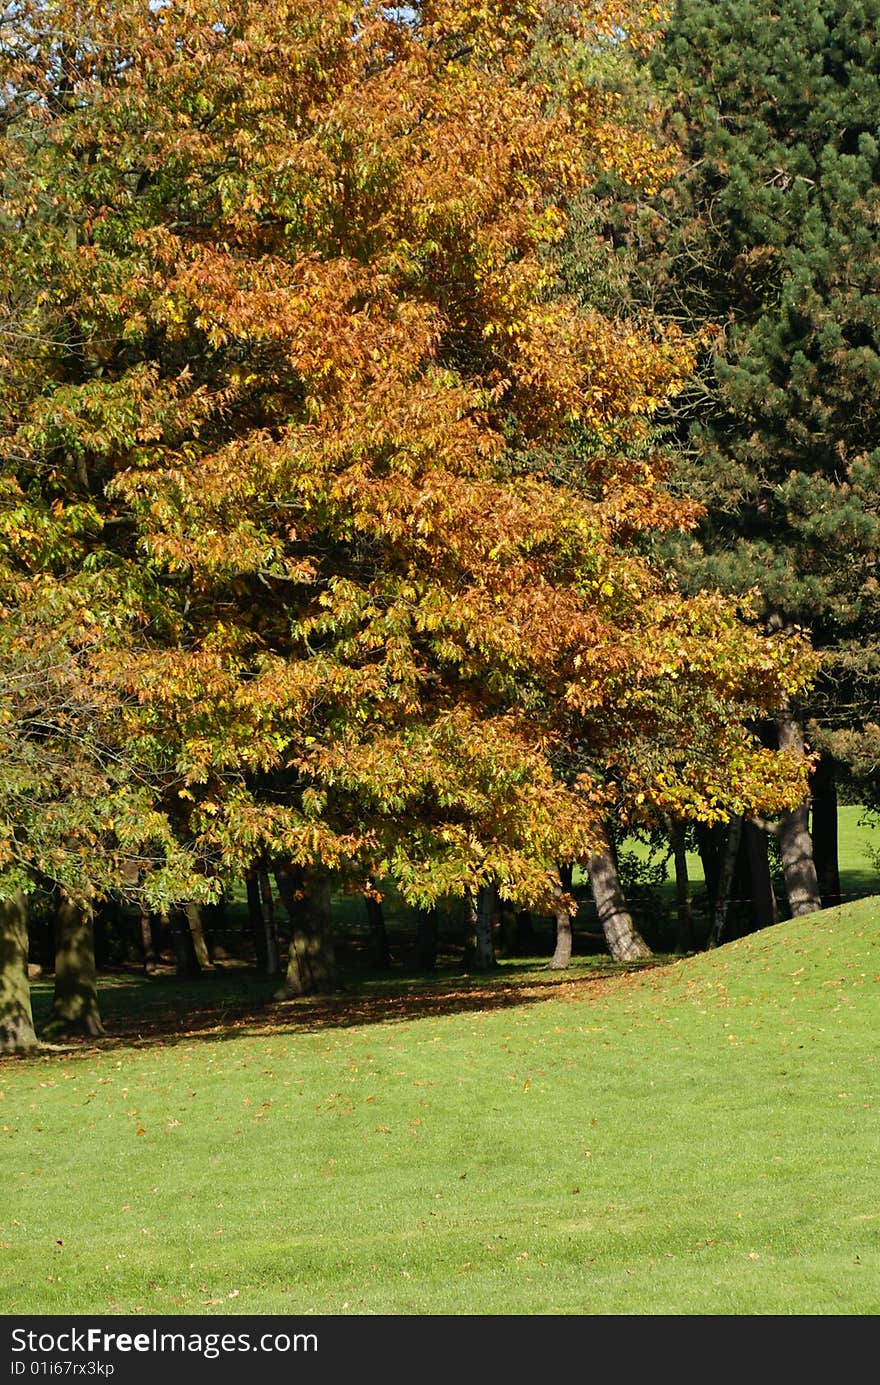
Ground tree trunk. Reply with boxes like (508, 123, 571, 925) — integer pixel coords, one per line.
(274, 868, 337, 998)
(549, 868, 573, 969)
(587, 835, 651, 960)
(695, 821, 724, 917)
(776, 713, 822, 916)
(465, 886, 497, 971)
(499, 905, 536, 957)
(273, 863, 302, 925)
(709, 814, 743, 947)
(186, 903, 215, 972)
(169, 908, 200, 978)
(0, 891, 37, 1054)
(139, 906, 157, 974)
(744, 820, 778, 932)
(414, 907, 438, 971)
(44, 896, 105, 1038)
(364, 887, 391, 969)
(201, 897, 227, 959)
(669, 819, 694, 954)
(518, 910, 537, 952)
(245, 867, 267, 970)
(92, 897, 118, 969)
(257, 867, 280, 975)
(811, 753, 841, 908)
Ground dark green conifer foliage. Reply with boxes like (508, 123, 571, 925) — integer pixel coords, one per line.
(639, 0, 880, 808)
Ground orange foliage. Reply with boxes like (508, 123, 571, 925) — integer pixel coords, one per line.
(0, 0, 815, 907)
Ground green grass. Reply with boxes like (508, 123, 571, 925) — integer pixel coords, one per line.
(2, 897, 879, 1315)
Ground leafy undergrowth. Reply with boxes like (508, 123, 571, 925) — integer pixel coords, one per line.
(1, 898, 878, 1315)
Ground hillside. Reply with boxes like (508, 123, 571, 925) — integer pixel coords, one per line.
(1, 898, 877, 1315)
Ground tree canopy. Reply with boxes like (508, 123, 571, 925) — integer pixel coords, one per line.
(0, 0, 816, 922)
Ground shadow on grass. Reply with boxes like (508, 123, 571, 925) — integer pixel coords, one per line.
(23, 954, 667, 1057)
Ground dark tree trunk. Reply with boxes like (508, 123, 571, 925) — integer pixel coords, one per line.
(273, 863, 303, 923)
(257, 867, 280, 975)
(201, 897, 227, 959)
(0, 890, 37, 1054)
(245, 868, 268, 970)
(498, 897, 517, 956)
(465, 887, 497, 971)
(549, 868, 573, 969)
(776, 713, 822, 916)
(44, 896, 105, 1038)
(517, 910, 537, 952)
(695, 822, 724, 916)
(139, 907, 157, 974)
(669, 819, 694, 954)
(169, 907, 201, 978)
(414, 907, 438, 971)
(93, 896, 120, 969)
(274, 868, 337, 998)
(498, 901, 536, 956)
(364, 888, 391, 969)
(811, 753, 841, 908)
(744, 820, 778, 932)
(587, 834, 651, 960)
(709, 814, 743, 947)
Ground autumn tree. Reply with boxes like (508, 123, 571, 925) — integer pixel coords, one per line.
(0, 0, 816, 1005)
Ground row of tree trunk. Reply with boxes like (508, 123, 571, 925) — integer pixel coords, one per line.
(0, 737, 839, 1053)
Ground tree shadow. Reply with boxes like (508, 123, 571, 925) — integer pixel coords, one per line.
(21, 957, 663, 1058)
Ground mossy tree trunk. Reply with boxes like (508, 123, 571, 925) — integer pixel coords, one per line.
(274, 867, 337, 998)
(44, 895, 105, 1039)
(0, 891, 38, 1054)
(201, 898, 228, 959)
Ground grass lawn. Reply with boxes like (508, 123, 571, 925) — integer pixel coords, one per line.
(1, 895, 878, 1315)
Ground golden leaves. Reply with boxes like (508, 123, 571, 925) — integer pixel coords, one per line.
(0, 0, 816, 908)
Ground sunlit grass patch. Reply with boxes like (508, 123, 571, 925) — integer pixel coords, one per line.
(1, 897, 878, 1315)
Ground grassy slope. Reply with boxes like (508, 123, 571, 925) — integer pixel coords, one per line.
(1, 898, 878, 1316)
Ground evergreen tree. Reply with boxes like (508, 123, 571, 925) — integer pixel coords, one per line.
(625, 0, 880, 899)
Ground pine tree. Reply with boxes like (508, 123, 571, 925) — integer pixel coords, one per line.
(628, 0, 880, 900)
